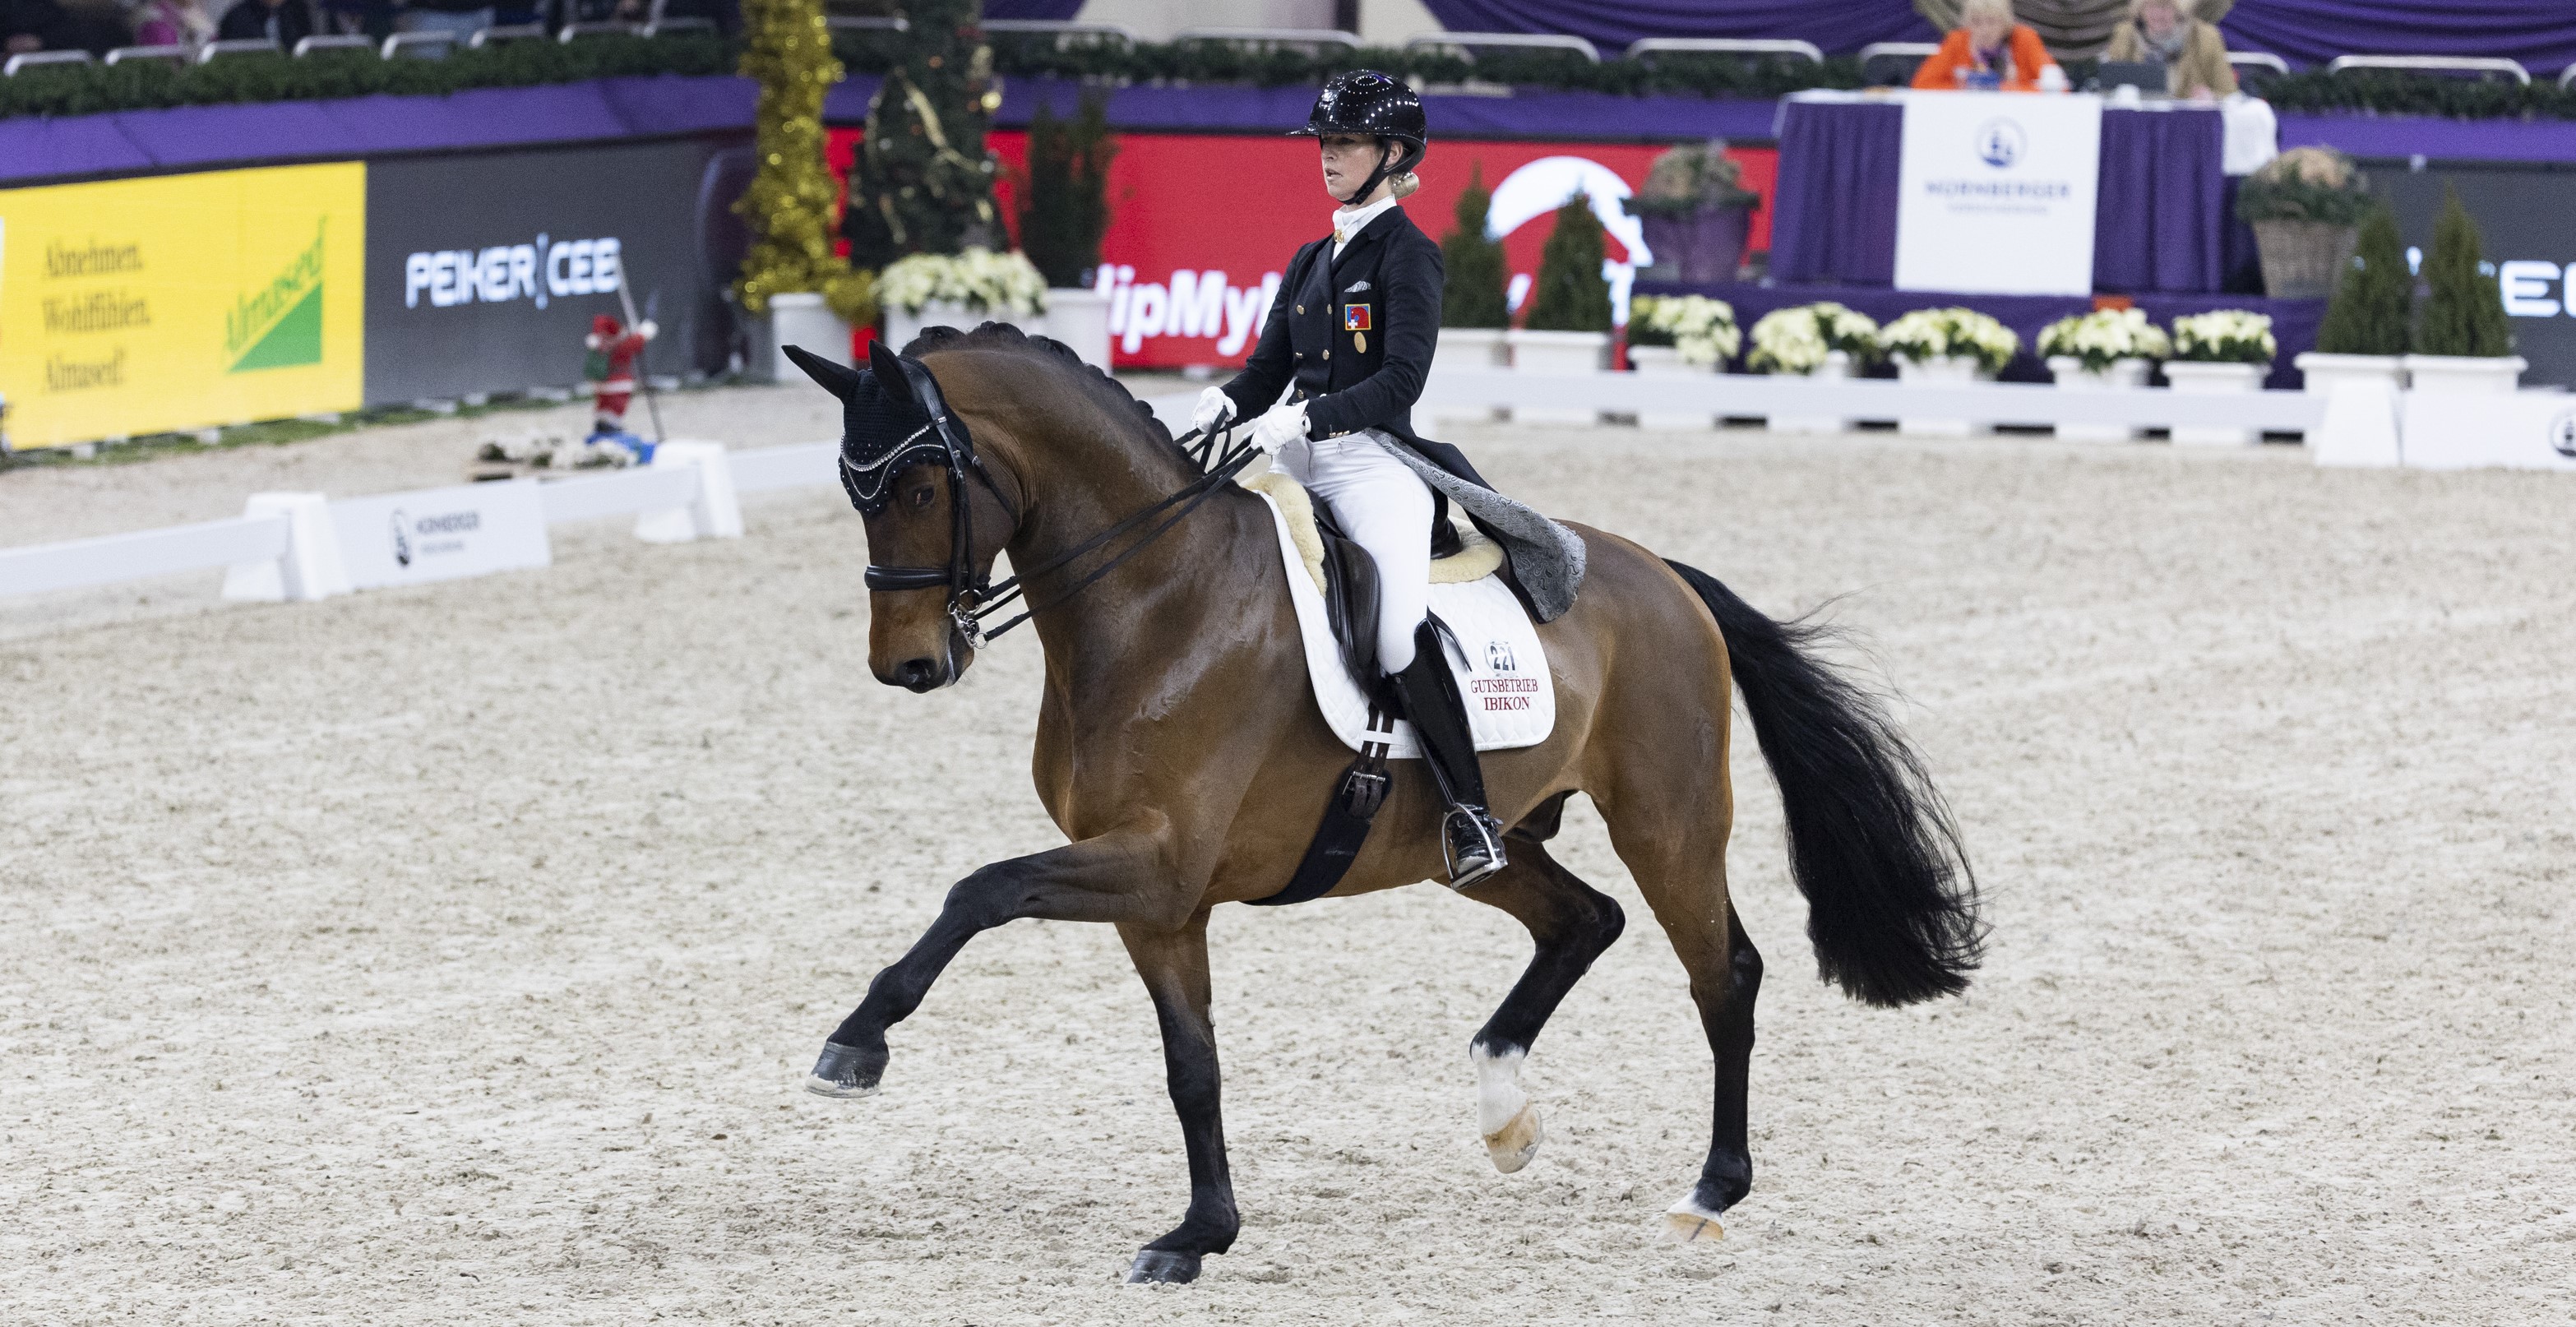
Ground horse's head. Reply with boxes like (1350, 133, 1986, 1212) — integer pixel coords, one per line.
(784, 339, 1019, 692)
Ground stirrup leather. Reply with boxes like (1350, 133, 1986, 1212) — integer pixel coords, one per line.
(1442, 807, 1507, 889)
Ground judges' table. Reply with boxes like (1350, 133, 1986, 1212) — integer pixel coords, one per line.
(1770, 90, 2249, 295)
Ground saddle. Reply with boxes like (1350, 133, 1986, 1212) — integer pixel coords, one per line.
(1246, 471, 1507, 691)
(1242, 472, 1556, 907)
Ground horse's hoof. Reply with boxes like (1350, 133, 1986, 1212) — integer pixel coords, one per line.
(1124, 1249, 1202, 1284)
(1482, 1100, 1543, 1174)
(1660, 1195, 1727, 1245)
(802, 1040, 886, 1099)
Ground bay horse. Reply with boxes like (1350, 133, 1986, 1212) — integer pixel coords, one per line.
(792, 325, 1982, 1284)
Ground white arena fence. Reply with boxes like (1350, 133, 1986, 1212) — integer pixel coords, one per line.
(3, 374, 2567, 608)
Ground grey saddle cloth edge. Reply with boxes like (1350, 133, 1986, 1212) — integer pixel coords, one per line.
(1362, 430, 1586, 623)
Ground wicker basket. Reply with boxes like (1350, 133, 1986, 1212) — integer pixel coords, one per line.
(2251, 220, 2359, 299)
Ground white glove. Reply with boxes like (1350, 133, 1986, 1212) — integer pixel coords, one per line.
(636, 319, 659, 340)
(1192, 386, 1236, 435)
(1250, 400, 1309, 455)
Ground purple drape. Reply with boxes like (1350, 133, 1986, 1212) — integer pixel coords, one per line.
(1417, 0, 1935, 57)
(1769, 98, 2231, 294)
(1769, 99, 1900, 285)
(2222, 1, 2576, 76)
(983, 0, 1085, 18)
(2092, 105, 2225, 295)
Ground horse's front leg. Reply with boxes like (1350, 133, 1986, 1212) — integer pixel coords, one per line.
(805, 830, 1179, 1097)
(1117, 909, 1235, 1284)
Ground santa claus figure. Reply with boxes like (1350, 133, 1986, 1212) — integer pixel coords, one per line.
(584, 313, 657, 440)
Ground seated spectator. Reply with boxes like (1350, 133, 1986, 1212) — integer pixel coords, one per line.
(1912, 0, 2063, 92)
(132, 0, 215, 47)
(5, 0, 120, 53)
(214, 0, 312, 46)
(2102, 0, 2236, 101)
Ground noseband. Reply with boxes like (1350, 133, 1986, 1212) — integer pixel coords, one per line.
(853, 358, 1259, 648)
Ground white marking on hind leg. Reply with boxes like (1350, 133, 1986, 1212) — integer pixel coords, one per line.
(1472, 1043, 1542, 1174)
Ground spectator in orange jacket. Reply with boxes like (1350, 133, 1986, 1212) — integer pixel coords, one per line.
(1912, 0, 2063, 92)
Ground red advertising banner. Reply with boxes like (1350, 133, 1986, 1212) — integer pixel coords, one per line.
(828, 130, 1776, 370)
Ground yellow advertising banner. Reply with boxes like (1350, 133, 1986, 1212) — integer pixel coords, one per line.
(0, 162, 365, 450)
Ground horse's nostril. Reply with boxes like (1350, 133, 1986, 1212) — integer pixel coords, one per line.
(895, 657, 940, 688)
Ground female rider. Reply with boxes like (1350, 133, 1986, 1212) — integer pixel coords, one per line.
(1191, 70, 1506, 890)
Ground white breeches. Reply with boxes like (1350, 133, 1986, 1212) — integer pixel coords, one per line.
(1278, 428, 1433, 673)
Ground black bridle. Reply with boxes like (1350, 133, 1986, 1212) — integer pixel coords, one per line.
(853, 359, 1260, 648)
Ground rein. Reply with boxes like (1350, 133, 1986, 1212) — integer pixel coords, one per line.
(858, 411, 1261, 649)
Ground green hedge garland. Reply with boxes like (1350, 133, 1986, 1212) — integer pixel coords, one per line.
(11, 36, 2576, 127)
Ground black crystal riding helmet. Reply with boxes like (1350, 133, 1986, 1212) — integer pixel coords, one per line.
(1290, 69, 1427, 206)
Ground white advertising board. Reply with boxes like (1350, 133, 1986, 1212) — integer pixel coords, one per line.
(331, 479, 553, 590)
(2398, 391, 2576, 471)
(1895, 91, 2103, 296)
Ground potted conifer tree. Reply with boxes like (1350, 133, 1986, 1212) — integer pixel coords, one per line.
(1439, 164, 1511, 371)
(2296, 203, 2412, 398)
(1507, 191, 1614, 424)
(1019, 91, 1117, 368)
(2403, 191, 2523, 394)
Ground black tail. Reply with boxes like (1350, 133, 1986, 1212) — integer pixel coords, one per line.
(1666, 560, 1985, 1007)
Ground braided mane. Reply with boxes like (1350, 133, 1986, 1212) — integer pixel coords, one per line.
(902, 321, 1188, 464)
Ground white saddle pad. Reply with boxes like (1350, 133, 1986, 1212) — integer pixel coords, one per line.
(1247, 473, 1556, 760)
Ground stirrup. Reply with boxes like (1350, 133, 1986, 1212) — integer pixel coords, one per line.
(1442, 807, 1508, 890)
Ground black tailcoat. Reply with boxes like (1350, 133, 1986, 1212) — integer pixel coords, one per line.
(1219, 205, 1491, 490)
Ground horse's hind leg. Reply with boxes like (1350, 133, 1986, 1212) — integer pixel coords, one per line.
(1600, 779, 1762, 1243)
(1458, 832, 1626, 1174)
(1117, 909, 1237, 1284)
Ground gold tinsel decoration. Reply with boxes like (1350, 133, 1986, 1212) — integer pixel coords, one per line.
(733, 0, 876, 325)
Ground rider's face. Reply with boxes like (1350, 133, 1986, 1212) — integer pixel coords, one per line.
(1319, 134, 1389, 205)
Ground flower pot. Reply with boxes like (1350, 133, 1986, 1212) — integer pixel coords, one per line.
(2400, 354, 2526, 395)
(763, 292, 851, 383)
(1894, 355, 1991, 436)
(1769, 350, 1853, 435)
(2294, 352, 2407, 398)
(1626, 344, 1714, 431)
(1043, 286, 1111, 369)
(2046, 356, 2153, 442)
(1505, 329, 1612, 426)
(1638, 206, 1752, 285)
(2162, 361, 2268, 446)
(2250, 220, 2359, 300)
(1431, 327, 1510, 424)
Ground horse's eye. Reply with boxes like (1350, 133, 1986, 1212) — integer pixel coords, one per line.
(909, 484, 935, 511)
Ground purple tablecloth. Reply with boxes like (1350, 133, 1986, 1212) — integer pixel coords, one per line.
(1770, 97, 2231, 295)
(1636, 280, 2325, 390)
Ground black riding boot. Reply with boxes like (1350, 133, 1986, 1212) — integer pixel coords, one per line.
(1386, 621, 1508, 890)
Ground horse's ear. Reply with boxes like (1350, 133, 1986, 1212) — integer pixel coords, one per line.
(780, 344, 864, 401)
(867, 339, 914, 406)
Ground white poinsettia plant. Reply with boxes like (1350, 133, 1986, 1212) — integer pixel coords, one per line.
(1880, 307, 2019, 375)
(2037, 307, 2172, 373)
(2168, 310, 2278, 365)
(1630, 294, 1741, 366)
(1747, 301, 1879, 374)
(876, 247, 1050, 317)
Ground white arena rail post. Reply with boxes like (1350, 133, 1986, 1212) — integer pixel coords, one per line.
(634, 441, 745, 543)
(2310, 379, 2403, 468)
(220, 492, 350, 602)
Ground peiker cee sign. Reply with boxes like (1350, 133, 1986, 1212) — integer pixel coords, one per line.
(403, 235, 627, 310)
(363, 136, 743, 405)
